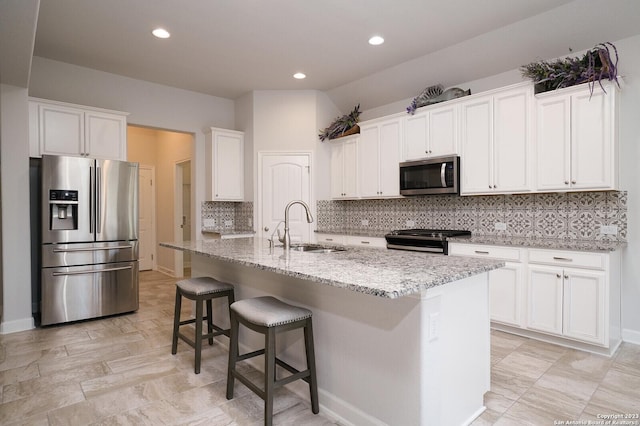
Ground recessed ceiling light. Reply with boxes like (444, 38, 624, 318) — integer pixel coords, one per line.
(293, 72, 306, 79)
(368, 35, 384, 46)
(152, 28, 171, 39)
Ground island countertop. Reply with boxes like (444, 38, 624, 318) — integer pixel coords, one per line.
(161, 237, 504, 299)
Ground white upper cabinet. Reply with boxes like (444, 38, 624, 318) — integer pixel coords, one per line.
(536, 82, 617, 191)
(359, 116, 402, 198)
(460, 84, 532, 195)
(403, 103, 458, 161)
(205, 127, 244, 201)
(29, 98, 128, 160)
(330, 135, 359, 199)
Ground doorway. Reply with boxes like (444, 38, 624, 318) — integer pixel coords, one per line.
(138, 165, 156, 271)
(127, 125, 194, 277)
(258, 152, 313, 243)
(175, 159, 191, 277)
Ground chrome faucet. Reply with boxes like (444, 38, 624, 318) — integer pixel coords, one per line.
(282, 200, 314, 249)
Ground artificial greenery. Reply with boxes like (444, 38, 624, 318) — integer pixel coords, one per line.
(520, 42, 619, 93)
(318, 104, 361, 141)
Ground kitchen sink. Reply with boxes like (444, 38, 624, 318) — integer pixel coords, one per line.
(289, 243, 347, 253)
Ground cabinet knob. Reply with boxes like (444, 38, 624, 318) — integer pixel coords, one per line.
(564, 274, 569, 279)
(556, 273, 561, 278)
(489, 185, 492, 189)
(264, 226, 269, 232)
(571, 180, 576, 184)
(564, 181, 569, 185)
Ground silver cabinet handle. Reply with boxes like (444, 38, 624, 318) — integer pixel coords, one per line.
(553, 256, 573, 262)
(474, 250, 490, 254)
(52, 265, 133, 276)
(361, 241, 370, 244)
(325, 238, 334, 241)
(53, 245, 133, 253)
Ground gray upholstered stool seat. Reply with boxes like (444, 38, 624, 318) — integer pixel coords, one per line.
(171, 276, 235, 374)
(226, 296, 319, 426)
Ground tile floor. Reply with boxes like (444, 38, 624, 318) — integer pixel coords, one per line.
(0, 271, 638, 425)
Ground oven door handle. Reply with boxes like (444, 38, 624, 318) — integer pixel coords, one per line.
(441, 162, 447, 187)
(52, 265, 133, 276)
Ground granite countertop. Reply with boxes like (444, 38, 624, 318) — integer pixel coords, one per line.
(160, 237, 504, 299)
(447, 235, 626, 252)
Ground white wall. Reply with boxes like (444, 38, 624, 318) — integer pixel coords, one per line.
(0, 84, 34, 333)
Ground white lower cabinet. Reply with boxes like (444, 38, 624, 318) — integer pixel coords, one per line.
(450, 243, 620, 352)
(314, 233, 346, 245)
(448, 244, 524, 327)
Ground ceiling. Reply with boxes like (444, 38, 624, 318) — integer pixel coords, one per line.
(16, 0, 640, 111)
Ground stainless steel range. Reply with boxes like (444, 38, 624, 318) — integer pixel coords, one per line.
(384, 229, 471, 254)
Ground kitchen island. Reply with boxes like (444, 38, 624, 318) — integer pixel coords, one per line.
(161, 238, 504, 426)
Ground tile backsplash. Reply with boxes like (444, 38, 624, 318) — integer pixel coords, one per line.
(316, 191, 627, 242)
(201, 201, 253, 232)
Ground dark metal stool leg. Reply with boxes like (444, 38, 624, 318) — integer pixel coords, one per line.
(264, 328, 276, 426)
(194, 298, 203, 374)
(171, 288, 182, 355)
(305, 319, 319, 414)
(206, 299, 214, 345)
(226, 310, 239, 399)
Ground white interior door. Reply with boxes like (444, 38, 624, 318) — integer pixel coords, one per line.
(138, 165, 155, 271)
(259, 153, 312, 244)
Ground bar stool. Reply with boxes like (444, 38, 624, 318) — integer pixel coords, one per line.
(171, 276, 235, 374)
(226, 296, 319, 426)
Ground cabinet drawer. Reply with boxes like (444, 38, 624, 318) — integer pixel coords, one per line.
(528, 249, 605, 270)
(315, 233, 346, 245)
(346, 235, 386, 248)
(449, 244, 522, 262)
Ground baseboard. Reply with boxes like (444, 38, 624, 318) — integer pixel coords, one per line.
(156, 266, 176, 277)
(622, 328, 640, 345)
(0, 316, 35, 334)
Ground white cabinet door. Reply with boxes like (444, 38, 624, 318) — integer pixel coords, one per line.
(571, 89, 613, 190)
(359, 117, 401, 198)
(378, 119, 401, 197)
(535, 83, 617, 192)
(330, 136, 358, 199)
(489, 263, 523, 327)
(536, 95, 571, 191)
(39, 103, 85, 157)
(493, 88, 530, 192)
(563, 268, 606, 345)
(205, 127, 244, 201)
(527, 265, 563, 335)
(85, 111, 127, 160)
(403, 111, 428, 160)
(460, 97, 492, 194)
(429, 104, 458, 157)
(359, 125, 380, 197)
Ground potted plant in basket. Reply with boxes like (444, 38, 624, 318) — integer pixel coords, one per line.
(318, 104, 361, 141)
(520, 42, 620, 94)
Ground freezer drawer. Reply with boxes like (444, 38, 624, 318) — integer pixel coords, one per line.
(41, 261, 139, 325)
(42, 241, 138, 267)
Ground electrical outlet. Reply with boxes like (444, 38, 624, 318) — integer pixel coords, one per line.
(428, 313, 440, 341)
(224, 220, 233, 227)
(203, 218, 216, 228)
(361, 219, 369, 226)
(600, 225, 618, 235)
(494, 222, 507, 231)
(405, 220, 415, 228)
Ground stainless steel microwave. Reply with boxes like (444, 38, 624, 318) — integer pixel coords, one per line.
(399, 155, 460, 195)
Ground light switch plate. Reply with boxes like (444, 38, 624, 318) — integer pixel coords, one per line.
(600, 225, 618, 235)
(494, 222, 507, 231)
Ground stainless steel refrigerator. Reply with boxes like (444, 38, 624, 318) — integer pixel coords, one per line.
(41, 155, 139, 326)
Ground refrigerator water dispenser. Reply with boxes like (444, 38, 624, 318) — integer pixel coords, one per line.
(49, 190, 78, 230)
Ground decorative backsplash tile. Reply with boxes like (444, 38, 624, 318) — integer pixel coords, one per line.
(201, 201, 254, 232)
(317, 191, 627, 242)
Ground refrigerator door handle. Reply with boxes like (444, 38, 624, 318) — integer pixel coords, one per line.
(52, 265, 133, 276)
(52, 245, 134, 253)
(89, 166, 94, 233)
(96, 166, 102, 233)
